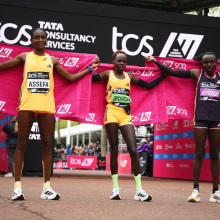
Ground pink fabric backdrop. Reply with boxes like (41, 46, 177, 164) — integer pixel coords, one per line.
(0, 43, 96, 118)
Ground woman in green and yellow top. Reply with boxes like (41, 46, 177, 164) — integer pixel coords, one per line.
(0, 28, 100, 201)
(92, 50, 165, 201)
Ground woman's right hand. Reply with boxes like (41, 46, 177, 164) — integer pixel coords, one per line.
(91, 56, 100, 69)
(145, 56, 157, 62)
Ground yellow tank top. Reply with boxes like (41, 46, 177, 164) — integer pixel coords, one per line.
(18, 51, 55, 113)
(106, 71, 131, 109)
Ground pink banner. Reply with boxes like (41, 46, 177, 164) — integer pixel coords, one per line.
(67, 155, 97, 169)
(70, 65, 167, 125)
(106, 154, 131, 174)
(0, 43, 97, 118)
(2, 44, 220, 125)
(146, 57, 220, 120)
(154, 119, 220, 181)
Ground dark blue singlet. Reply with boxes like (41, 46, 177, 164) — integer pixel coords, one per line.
(195, 70, 220, 122)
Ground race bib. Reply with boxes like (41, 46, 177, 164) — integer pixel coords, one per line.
(27, 72, 50, 93)
(112, 88, 131, 107)
(200, 82, 220, 102)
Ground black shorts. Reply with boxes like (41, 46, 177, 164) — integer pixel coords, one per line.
(194, 120, 220, 129)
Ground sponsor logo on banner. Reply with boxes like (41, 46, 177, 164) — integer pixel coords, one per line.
(155, 123, 168, 131)
(166, 163, 174, 168)
(140, 112, 152, 121)
(39, 21, 96, 50)
(173, 120, 179, 129)
(167, 106, 176, 115)
(120, 160, 128, 168)
(0, 101, 6, 111)
(56, 161, 63, 169)
(57, 104, 71, 114)
(128, 69, 155, 77)
(180, 164, 189, 168)
(160, 60, 187, 71)
(185, 143, 194, 149)
(112, 26, 154, 57)
(70, 158, 81, 164)
(64, 57, 79, 67)
(167, 106, 187, 116)
(29, 122, 41, 140)
(0, 47, 13, 58)
(173, 154, 178, 158)
(156, 145, 163, 150)
(0, 21, 96, 50)
(165, 144, 173, 150)
(183, 120, 194, 127)
(68, 156, 97, 169)
(176, 143, 182, 149)
(85, 113, 95, 122)
(132, 112, 152, 122)
(183, 154, 188, 158)
(0, 23, 32, 45)
(160, 32, 204, 59)
(81, 158, 94, 166)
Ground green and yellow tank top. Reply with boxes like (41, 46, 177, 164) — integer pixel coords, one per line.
(18, 51, 55, 113)
(106, 71, 131, 110)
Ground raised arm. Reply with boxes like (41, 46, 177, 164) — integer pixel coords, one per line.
(145, 56, 201, 82)
(53, 57, 100, 82)
(0, 53, 26, 70)
(129, 72, 165, 89)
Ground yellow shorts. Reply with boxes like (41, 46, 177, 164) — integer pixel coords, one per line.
(104, 106, 133, 127)
(18, 109, 53, 115)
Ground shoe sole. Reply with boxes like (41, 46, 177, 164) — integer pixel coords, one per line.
(209, 198, 220, 203)
(12, 194, 25, 201)
(110, 195, 121, 200)
(134, 195, 152, 202)
(40, 194, 60, 200)
(188, 198, 200, 203)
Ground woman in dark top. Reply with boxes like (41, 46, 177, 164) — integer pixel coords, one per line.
(146, 52, 220, 203)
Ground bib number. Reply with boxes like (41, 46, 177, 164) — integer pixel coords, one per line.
(27, 72, 50, 93)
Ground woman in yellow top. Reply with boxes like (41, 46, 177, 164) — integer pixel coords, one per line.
(92, 50, 165, 201)
(0, 28, 100, 201)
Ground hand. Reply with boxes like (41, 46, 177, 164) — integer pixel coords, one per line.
(91, 56, 100, 69)
(145, 56, 157, 62)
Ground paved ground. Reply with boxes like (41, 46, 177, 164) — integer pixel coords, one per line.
(0, 169, 219, 220)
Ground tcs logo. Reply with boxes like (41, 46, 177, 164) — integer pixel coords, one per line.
(112, 26, 153, 57)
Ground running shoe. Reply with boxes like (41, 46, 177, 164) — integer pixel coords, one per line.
(134, 189, 152, 201)
(4, 173, 13, 177)
(209, 190, 220, 203)
(40, 187, 60, 200)
(110, 188, 121, 200)
(188, 189, 200, 202)
(12, 188, 25, 201)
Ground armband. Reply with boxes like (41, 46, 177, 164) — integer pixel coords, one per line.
(92, 74, 101, 82)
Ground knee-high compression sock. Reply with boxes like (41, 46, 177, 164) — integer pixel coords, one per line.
(112, 174, 119, 190)
(134, 174, 142, 191)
